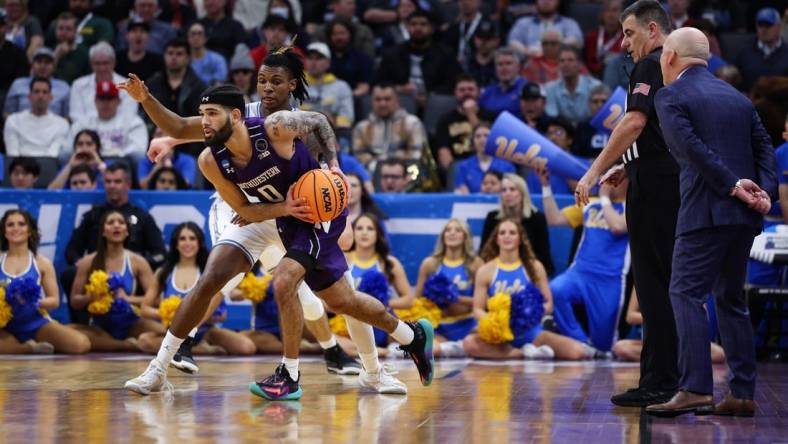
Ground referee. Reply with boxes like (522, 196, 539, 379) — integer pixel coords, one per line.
(575, 0, 679, 407)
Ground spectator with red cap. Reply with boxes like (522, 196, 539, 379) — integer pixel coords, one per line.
(69, 41, 140, 122)
(67, 79, 148, 162)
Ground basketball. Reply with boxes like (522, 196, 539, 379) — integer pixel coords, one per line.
(293, 169, 348, 222)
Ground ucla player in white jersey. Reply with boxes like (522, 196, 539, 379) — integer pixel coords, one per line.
(123, 47, 411, 396)
(538, 166, 629, 354)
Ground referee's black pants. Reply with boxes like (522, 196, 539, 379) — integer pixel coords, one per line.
(625, 162, 680, 391)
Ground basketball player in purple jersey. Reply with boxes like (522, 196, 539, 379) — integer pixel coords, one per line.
(122, 63, 433, 402)
(145, 50, 363, 379)
(129, 47, 411, 396)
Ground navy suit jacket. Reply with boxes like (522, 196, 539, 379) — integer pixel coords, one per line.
(655, 66, 778, 236)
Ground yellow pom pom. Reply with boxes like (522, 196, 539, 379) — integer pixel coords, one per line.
(329, 315, 349, 337)
(87, 293, 113, 315)
(478, 311, 514, 344)
(488, 292, 511, 313)
(159, 296, 182, 327)
(0, 288, 11, 329)
(85, 270, 110, 298)
(239, 273, 272, 304)
(394, 297, 442, 328)
(478, 292, 514, 344)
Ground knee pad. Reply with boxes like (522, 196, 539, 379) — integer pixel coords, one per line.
(298, 282, 325, 321)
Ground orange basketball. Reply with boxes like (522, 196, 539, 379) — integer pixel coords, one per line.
(293, 169, 348, 222)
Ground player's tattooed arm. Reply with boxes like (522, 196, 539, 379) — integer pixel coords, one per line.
(266, 110, 339, 166)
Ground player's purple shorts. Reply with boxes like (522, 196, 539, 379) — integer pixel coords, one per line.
(276, 210, 349, 291)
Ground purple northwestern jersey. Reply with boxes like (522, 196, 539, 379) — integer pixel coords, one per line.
(209, 116, 348, 291)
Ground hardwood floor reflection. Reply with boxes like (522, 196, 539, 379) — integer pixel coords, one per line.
(0, 356, 784, 443)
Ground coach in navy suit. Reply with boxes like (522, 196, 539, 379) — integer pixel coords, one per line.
(646, 28, 778, 417)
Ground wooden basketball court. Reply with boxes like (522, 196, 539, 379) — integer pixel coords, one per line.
(0, 356, 784, 443)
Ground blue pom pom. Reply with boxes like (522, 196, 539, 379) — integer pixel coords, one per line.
(108, 272, 125, 292)
(7, 276, 42, 307)
(509, 284, 545, 337)
(109, 298, 133, 315)
(358, 270, 390, 307)
(422, 273, 459, 309)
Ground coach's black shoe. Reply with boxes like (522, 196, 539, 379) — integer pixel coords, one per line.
(398, 319, 435, 386)
(170, 337, 199, 375)
(611, 387, 677, 407)
(324, 344, 362, 375)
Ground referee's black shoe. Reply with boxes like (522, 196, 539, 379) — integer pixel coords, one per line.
(611, 387, 677, 407)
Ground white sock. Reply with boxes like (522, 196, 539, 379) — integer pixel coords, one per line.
(188, 327, 198, 338)
(318, 336, 337, 349)
(359, 352, 381, 373)
(156, 330, 184, 366)
(343, 315, 380, 372)
(390, 321, 415, 345)
(282, 357, 299, 380)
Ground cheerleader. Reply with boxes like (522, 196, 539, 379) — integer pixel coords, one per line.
(414, 219, 483, 357)
(0, 210, 90, 354)
(463, 218, 594, 360)
(347, 213, 413, 309)
(70, 210, 163, 351)
(139, 222, 255, 366)
(231, 260, 322, 354)
(339, 213, 413, 356)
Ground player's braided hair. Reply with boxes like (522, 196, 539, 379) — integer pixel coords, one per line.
(263, 40, 309, 104)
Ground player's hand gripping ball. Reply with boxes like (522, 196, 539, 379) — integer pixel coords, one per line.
(293, 169, 348, 222)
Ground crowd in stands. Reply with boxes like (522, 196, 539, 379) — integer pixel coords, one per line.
(1, 0, 787, 360)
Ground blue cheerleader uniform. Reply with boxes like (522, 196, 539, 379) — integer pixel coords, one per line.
(434, 258, 477, 341)
(162, 266, 227, 343)
(0, 252, 50, 342)
(488, 259, 543, 347)
(348, 253, 392, 346)
(90, 253, 141, 340)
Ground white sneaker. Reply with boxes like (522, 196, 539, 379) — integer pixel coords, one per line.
(523, 343, 555, 360)
(438, 340, 466, 358)
(385, 342, 407, 359)
(25, 339, 54, 354)
(125, 359, 172, 395)
(359, 367, 408, 395)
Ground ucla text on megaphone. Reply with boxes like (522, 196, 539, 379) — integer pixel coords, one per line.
(485, 111, 588, 180)
(590, 86, 626, 135)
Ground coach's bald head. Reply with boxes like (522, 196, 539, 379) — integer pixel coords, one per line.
(659, 27, 710, 85)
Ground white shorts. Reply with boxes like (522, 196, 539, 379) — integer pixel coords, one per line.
(209, 193, 287, 269)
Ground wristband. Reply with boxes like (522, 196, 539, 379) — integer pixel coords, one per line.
(541, 186, 553, 198)
(600, 196, 612, 207)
